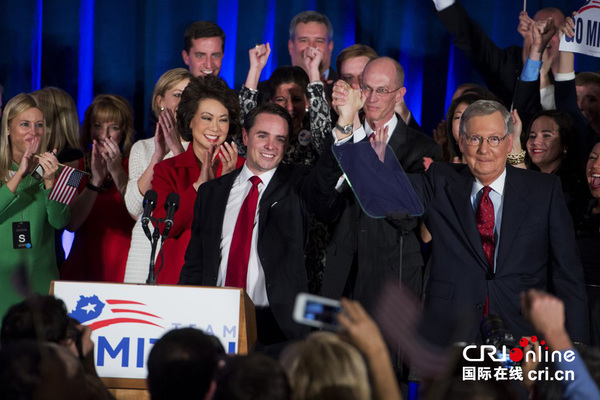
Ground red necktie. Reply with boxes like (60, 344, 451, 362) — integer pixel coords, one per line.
(476, 186, 495, 316)
(226, 176, 262, 288)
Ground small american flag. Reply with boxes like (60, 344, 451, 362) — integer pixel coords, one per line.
(49, 166, 85, 205)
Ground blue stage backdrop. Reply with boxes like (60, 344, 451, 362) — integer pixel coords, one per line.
(1, 0, 597, 138)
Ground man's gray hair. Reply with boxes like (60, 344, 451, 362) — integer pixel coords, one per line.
(289, 11, 333, 41)
(459, 100, 513, 137)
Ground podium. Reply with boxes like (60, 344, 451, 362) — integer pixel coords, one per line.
(51, 281, 256, 400)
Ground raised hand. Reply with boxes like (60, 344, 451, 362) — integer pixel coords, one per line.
(432, 119, 447, 147)
(249, 43, 271, 71)
(90, 140, 108, 186)
(332, 80, 365, 126)
(245, 43, 271, 90)
(153, 120, 168, 162)
(158, 108, 184, 156)
(18, 136, 41, 178)
(511, 108, 524, 153)
(531, 18, 556, 59)
(36, 149, 60, 189)
(518, 11, 534, 42)
(303, 46, 324, 82)
(558, 15, 576, 40)
(370, 125, 389, 163)
(194, 144, 218, 190)
(99, 136, 123, 177)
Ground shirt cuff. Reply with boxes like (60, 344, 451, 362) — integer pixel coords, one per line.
(555, 71, 576, 82)
(332, 130, 355, 145)
(432, 0, 455, 11)
(520, 58, 542, 81)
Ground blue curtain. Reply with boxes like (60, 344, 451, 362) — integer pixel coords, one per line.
(0, 0, 595, 137)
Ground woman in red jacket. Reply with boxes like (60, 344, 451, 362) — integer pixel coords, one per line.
(151, 75, 243, 283)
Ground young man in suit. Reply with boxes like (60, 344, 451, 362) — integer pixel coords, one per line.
(179, 103, 355, 347)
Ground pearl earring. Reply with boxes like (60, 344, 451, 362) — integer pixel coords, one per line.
(160, 107, 165, 112)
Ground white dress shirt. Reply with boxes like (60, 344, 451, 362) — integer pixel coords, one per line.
(217, 164, 277, 307)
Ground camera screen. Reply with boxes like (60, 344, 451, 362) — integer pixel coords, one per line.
(304, 300, 341, 325)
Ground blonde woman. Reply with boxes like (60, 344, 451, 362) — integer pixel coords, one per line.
(0, 93, 69, 318)
(31, 87, 82, 168)
(281, 331, 371, 400)
(123, 68, 193, 283)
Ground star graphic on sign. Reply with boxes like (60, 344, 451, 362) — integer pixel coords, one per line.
(82, 302, 97, 314)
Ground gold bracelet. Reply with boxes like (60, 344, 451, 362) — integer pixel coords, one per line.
(507, 150, 526, 165)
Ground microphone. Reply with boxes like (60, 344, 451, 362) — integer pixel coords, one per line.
(162, 192, 180, 239)
(141, 190, 158, 241)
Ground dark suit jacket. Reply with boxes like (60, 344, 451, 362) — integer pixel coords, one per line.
(409, 162, 589, 344)
(322, 117, 441, 311)
(179, 141, 341, 340)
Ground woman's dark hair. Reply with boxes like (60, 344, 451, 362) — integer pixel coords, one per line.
(264, 66, 309, 102)
(444, 91, 499, 162)
(524, 109, 580, 172)
(1, 295, 70, 346)
(177, 75, 240, 142)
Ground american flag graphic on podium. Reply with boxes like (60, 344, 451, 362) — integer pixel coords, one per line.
(49, 166, 85, 205)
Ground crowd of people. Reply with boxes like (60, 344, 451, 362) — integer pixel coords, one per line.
(1, 1, 600, 398)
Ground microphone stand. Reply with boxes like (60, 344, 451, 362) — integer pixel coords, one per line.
(146, 221, 162, 285)
(385, 212, 418, 372)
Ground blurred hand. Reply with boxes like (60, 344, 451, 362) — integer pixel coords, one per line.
(520, 289, 571, 350)
(16, 137, 41, 178)
(532, 18, 556, 56)
(370, 125, 389, 163)
(194, 144, 218, 190)
(99, 136, 123, 176)
(332, 80, 364, 125)
(432, 119, 447, 147)
(90, 140, 108, 186)
(511, 109, 524, 153)
(338, 298, 387, 358)
(153, 121, 167, 161)
(158, 108, 184, 156)
(37, 149, 59, 188)
(558, 15, 576, 40)
(303, 46, 324, 82)
(518, 11, 534, 42)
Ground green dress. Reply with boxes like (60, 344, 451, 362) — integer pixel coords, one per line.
(0, 164, 70, 321)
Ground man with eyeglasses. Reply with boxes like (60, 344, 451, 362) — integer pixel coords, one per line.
(402, 99, 587, 346)
(321, 56, 440, 312)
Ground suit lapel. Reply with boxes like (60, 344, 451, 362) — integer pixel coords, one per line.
(496, 166, 529, 271)
(387, 116, 408, 164)
(257, 165, 292, 236)
(444, 167, 490, 272)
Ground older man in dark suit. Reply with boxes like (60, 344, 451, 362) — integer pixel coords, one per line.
(414, 100, 588, 344)
(335, 96, 589, 345)
(322, 57, 440, 311)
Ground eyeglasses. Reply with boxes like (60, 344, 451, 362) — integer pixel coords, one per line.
(360, 84, 402, 96)
(463, 134, 509, 147)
